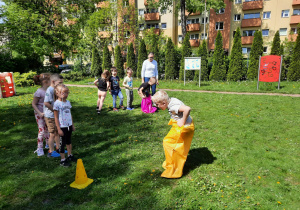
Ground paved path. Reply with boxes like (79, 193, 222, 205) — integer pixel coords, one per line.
(66, 84, 300, 98)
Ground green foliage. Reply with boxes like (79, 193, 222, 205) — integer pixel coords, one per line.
(91, 47, 102, 77)
(228, 27, 244, 81)
(287, 29, 300, 81)
(126, 43, 136, 77)
(137, 39, 147, 78)
(270, 31, 281, 55)
(210, 31, 226, 81)
(61, 71, 83, 82)
(114, 45, 124, 78)
(102, 44, 112, 72)
(179, 32, 192, 80)
(150, 34, 160, 77)
(247, 31, 263, 80)
(165, 38, 177, 80)
(13, 71, 37, 86)
(195, 40, 208, 81)
(281, 39, 295, 80)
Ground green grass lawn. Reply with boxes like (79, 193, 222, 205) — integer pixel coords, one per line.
(65, 77, 300, 94)
(0, 86, 299, 209)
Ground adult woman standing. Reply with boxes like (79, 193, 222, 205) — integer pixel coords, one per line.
(141, 52, 159, 96)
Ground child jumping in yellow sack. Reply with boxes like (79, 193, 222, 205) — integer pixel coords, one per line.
(152, 90, 194, 178)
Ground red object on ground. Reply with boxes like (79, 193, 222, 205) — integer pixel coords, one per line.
(0, 72, 16, 98)
(141, 96, 157, 113)
(259, 55, 281, 82)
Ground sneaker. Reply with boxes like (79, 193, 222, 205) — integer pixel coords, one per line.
(96, 106, 99, 111)
(126, 107, 132, 110)
(97, 110, 101, 114)
(130, 107, 134, 110)
(45, 144, 49, 149)
(34, 148, 44, 156)
(67, 155, 77, 162)
(113, 108, 118, 112)
(50, 150, 61, 158)
(120, 106, 125, 110)
(60, 160, 71, 167)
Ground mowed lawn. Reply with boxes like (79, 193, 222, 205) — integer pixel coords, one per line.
(0, 86, 299, 209)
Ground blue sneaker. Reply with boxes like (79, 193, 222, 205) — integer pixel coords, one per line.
(126, 107, 132, 110)
(50, 151, 61, 158)
(45, 144, 49, 149)
(130, 107, 134, 110)
(65, 150, 68, 154)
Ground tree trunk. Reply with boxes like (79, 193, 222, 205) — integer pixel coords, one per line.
(180, 0, 187, 39)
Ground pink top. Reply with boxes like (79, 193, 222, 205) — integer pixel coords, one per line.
(33, 88, 46, 113)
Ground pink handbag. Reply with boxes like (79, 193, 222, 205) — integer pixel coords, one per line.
(141, 96, 157, 113)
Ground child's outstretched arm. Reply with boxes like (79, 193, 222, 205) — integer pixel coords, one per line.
(177, 105, 191, 127)
(93, 79, 98, 87)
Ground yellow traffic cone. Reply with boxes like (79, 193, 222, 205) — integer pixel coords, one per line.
(70, 159, 93, 189)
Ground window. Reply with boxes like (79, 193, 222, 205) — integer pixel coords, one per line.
(125, 31, 130, 38)
(291, 28, 298, 34)
(279, 28, 287, 36)
(123, 15, 129, 23)
(293, 9, 300, 15)
(201, 17, 208, 24)
(243, 30, 256, 36)
(263, 47, 268, 54)
(187, 18, 200, 24)
(190, 34, 199, 40)
(245, 0, 260, 2)
(123, 0, 129, 7)
(139, 9, 144, 16)
(146, 8, 158, 13)
(215, 22, 223, 30)
(262, 29, 269, 36)
(218, 8, 225, 14)
(178, 35, 183, 42)
(263, 12, 271, 19)
(161, 23, 167, 29)
(244, 13, 260, 19)
(160, 9, 167, 14)
(139, 24, 144, 30)
(201, 33, 207, 40)
(235, 0, 242, 3)
(242, 47, 251, 54)
(234, 14, 241, 21)
(147, 23, 159, 29)
(281, 10, 289, 17)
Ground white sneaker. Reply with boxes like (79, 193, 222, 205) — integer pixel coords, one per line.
(34, 148, 45, 156)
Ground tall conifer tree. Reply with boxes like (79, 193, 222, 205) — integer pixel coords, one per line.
(270, 30, 281, 55)
(114, 45, 124, 78)
(151, 34, 160, 77)
(165, 38, 177, 79)
(194, 40, 208, 81)
(247, 31, 263, 80)
(127, 43, 136, 77)
(179, 32, 192, 80)
(287, 28, 300, 81)
(209, 31, 226, 81)
(137, 39, 147, 78)
(102, 43, 112, 71)
(91, 47, 102, 77)
(228, 27, 244, 81)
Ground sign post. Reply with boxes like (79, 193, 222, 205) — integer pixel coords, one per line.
(184, 57, 201, 87)
(257, 55, 282, 90)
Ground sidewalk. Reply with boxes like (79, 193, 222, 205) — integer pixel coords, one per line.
(66, 84, 300, 98)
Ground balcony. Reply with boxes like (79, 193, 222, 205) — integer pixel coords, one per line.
(147, 28, 160, 35)
(241, 18, 261, 28)
(241, 36, 254, 45)
(292, 0, 300, 5)
(98, 31, 111, 38)
(242, 0, 263, 11)
(144, 0, 159, 6)
(186, 23, 200, 32)
(189, 39, 200, 47)
(288, 34, 298, 41)
(185, 10, 201, 16)
(96, 1, 109, 8)
(144, 13, 160, 21)
(290, 15, 300, 24)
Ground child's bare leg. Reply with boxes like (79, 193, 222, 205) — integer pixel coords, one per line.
(54, 132, 60, 150)
(49, 133, 55, 152)
(66, 144, 72, 156)
(99, 92, 107, 111)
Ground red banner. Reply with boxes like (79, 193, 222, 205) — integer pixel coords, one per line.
(259, 55, 281, 82)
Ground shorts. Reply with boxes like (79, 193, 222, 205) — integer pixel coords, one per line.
(59, 126, 72, 153)
(44, 117, 57, 133)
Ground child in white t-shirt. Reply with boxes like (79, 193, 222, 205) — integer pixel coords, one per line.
(53, 84, 77, 167)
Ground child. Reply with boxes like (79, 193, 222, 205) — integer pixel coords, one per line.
(151, 90, 194, 178)
(138, 77, 157, 113)
(109, 67, 125, 112)
(122, 67, 134, 110)
(94, 70, 110, 114)
(32, 73, 51, 156)
(53, 84, 77, 167)
(44, 74, 64, 158)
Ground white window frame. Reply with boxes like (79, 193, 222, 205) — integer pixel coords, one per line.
(263, 11, 271, 19)
(293, 9, 300, 16)
(190, 34, 199, 40)
(161, 23, 167, 29)
(178, 35, 183, 42)
(125, 31, 130, 38)
(139, 24, 145, 30)
(215, 22, 224, 30)
(279, 28, 287, 36)
(291, 28, 298, 34)
(262, 29, 269, 36)
(242, 47, 251, 54)
(138, 9, 144, 16)
(160, 9, 167, 15)
(234, 14, 241, 21)
(201, 33, 208, 40)
(244, 13, 260, 19)
(235, 0, 242, 4)
(201, 17, 208, 24)
(281, 10, 289, 18)
(123, 0, 129, 7)
(218, 8, 225, 14)
(263, 47, 268, 54)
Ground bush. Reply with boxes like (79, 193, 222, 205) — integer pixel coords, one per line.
(61, 71, 83, 82)
(14, 71, 37, 86)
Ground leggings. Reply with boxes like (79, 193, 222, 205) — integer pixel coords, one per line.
(59, 126, 72, 153)
(34, 111, 49, 149)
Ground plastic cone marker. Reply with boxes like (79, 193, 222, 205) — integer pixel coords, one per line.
(70, 159, 93, 189)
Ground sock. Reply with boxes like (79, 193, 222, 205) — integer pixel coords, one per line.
(68, 154, 73, 157)
(61, 158, 66, 162)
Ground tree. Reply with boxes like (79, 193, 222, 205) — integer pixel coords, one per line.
(165, 38, 177, 79)
(127, 43, 136, 77)
(91, 47, 102, 77)
(179, 32, 192, 80)
(102, 43, 112, 71)
(287, 28, 300, 81)
(137, 39, 147, 78)
(209, 31, 226, 81)
(114, 45, 124, 78)
(270, 30, 281, 55)
(227, 27, 244, 81)
(247, 31, 263, 80)
(194, 40, 208, 81)
(150, 34, 160, 77)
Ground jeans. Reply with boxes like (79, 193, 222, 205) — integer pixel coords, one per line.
(144, 77, 156, 96)
(111, 89, 124, 108)
(125, 89, 133, 108)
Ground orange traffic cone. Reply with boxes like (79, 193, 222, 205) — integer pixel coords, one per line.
(70, 159, 93, 189)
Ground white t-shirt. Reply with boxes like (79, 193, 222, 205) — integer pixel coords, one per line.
(44, 86, 55, 118)
(141, 59, 158, 79)
(53, 100, 72, 128)
(168, 98, 192, 125)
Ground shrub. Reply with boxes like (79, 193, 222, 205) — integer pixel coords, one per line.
(14, 71, 37, 86)
(179, 33, 193, 80)
(287, 28, 300, 81)
(137, 39, 147, 78)
(210, 31, 226, 81)
(127, 43, 136, 77)
(165, 38, 177, 79)
(61, 71, 83, 82)
(247, 31, 263, 80)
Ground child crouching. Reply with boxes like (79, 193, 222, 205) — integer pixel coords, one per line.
(151, 90, 194, 178)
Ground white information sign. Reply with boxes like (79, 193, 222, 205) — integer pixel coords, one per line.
(184, 57, 201, 87)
